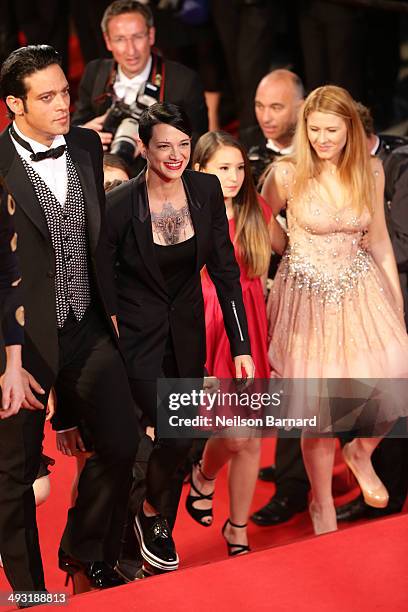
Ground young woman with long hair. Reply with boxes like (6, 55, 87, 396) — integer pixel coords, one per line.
(186, 131, 284, 555)
(262, 85, 408, 535)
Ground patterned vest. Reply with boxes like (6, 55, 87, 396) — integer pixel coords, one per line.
(21, 152, 91, 327)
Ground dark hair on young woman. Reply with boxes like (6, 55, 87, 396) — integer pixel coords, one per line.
(138, 102, 192, 147)
(0, 45, 61, 118)
(193, 131, 270, 278)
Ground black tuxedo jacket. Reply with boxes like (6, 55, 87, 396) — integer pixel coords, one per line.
(106, 169, 251, 379)
(72, 56, 208, 145)
(0, 126, 118, 391)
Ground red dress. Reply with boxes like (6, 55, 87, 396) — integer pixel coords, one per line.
(202, 196, 272, 378)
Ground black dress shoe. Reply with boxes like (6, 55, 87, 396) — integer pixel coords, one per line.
(134, 509, 179, 572)
(337, 495, 404, 522)
(251, 496, 307, 526)
(258, 465, 276, 482)
(86, 562, 125, 588)
(336, 496, 368, 522)
(59, 551, 124, 589)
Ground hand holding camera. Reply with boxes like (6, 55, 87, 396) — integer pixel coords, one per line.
(81, 112, 113, 150)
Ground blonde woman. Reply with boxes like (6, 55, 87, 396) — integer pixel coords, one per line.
(186, 132, 283, 555)
(262, 85, 408, 535)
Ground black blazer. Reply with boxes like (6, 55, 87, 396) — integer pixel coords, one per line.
(0, 184, 24, 347)
(106, 169, 251, 379)
(0, 126, 118, 391)
(71, 57, 208, 145)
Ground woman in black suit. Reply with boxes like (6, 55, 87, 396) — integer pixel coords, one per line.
(106, 102, 254, 573)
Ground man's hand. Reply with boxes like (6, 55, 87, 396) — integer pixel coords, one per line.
(203, 376, 220, 394)
(46, 387, 56, 421)
(81, 113, 113, 150)
(111, 314, 119, 337)
(56, 428, 86, 456)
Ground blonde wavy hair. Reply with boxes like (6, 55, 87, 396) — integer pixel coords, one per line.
(290, 85, 374, 215)
(193, 131, 270, 278)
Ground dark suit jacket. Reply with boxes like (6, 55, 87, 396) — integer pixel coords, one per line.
(106, 169, 251, 379)
(382, 141, 408, 330)
(0, 126, 118, 392)
(71, 56, 208, 145)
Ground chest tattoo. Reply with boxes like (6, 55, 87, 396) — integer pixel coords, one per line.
(151, 201, 193, 245)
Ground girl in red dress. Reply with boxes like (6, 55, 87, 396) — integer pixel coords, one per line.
(186, 131, 283, 555)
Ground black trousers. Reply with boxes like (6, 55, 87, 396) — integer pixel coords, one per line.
(274, 436, 310, 507)
(211, 0, 278, 130)
(126, 337, 193, 518)
(0, 306, 140, 590)
(128, 383, 193, 516)
(297, 0, 365, 102)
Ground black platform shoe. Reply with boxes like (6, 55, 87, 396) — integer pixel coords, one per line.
(134, 509, 179, 572)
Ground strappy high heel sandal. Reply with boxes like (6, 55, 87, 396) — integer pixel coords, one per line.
(222, 519, 251, 556)
(185, 462, 215, 526)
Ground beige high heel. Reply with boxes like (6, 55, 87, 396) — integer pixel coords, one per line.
(343, 443, 389, 509)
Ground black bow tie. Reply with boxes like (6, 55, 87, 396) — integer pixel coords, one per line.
(10, 125, 66, 162)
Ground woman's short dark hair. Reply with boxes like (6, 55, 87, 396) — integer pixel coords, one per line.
(0, 45, 61, 118)
(138, 102, 192, 147)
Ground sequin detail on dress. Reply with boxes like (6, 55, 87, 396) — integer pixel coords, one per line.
(279, 246, 371, 305)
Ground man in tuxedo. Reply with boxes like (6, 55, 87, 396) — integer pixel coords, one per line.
(0, 44, 140, 597)
(71, 0, 208, 173)
(241, 69, 304, 188)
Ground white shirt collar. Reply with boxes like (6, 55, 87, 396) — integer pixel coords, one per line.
(12, 121, 66, 152)
(117, 56, 152, 88)
(266, 139, 294, 155)
(370, 135, 380, 156)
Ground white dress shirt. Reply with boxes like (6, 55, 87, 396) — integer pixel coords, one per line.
(370, 135, 380, 156)
(113, 56, 153, 105)
(266, 140, 294, 156)
(11, 122, 68, 205)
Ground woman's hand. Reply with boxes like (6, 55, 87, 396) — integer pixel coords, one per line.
(360, 229, 370, 251)
(234, 354, 255, 386)
(56, 428, 86, 457)
(0, 349, 25, 418)
(1, 347, 45, 418)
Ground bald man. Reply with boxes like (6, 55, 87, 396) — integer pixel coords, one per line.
(244, 70, 310, 528)
(241, 69, 304, 188)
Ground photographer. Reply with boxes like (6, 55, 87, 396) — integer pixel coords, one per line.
(71, 0, 208, 174)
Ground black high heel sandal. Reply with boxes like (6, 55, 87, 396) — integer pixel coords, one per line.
(222, 519, 251, 556)
(185, 462, 215, 527)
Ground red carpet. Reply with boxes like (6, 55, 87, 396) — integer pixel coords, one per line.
(5, 513, 408, 612)
(1, 423, 381, 610)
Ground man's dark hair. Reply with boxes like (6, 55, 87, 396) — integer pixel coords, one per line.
(355, 101, 375, 138)
(101, 0, 154, 34)
(0, 45, 61, 118)
(138, 102, 192, 146)
(103, 152, 130, 176)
